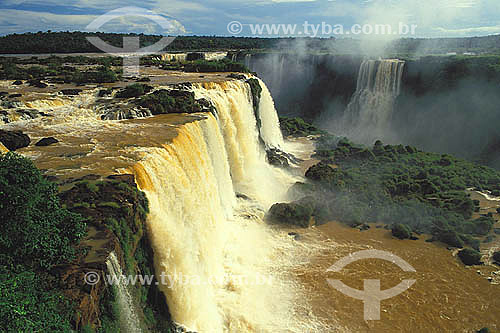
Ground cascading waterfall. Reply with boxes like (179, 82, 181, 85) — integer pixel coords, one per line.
(106, 252, 142, 333)
(256, 78, 284, 150)
(128, 79, 327, 332)
(343, 59, 405, 143)
(192, 80, 289, 207)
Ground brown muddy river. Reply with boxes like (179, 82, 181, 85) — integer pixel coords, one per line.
(287, 221, 500, 332)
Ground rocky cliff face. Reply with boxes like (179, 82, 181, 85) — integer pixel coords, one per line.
(57, 174, 172, 331)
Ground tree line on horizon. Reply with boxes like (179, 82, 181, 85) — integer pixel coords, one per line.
(0, 31, 499, 55)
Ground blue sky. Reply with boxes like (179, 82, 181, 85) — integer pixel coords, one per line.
(0, 0, 499, 38)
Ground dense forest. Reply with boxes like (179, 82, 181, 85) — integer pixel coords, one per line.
(0, 31, 499, 55)
(276, 118, 500, 258)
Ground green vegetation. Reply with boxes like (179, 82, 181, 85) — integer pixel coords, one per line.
(136, 89, 209, 115)
(0, 152, 85, 331)
(392, 223, 412, 239)
(279, 116, 324, 137)
(0, 32, 286, 54)
(116, 83, 152, 99)
(60, 176, 173, 331)
(0, 58, 119, 84)
(0, 152, 86, 269)
(289, 134, 500, 249)
(184, 58, 250, 73)
(267, 201, 313, 228)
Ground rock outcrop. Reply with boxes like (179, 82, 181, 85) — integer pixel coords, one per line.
(0, 129, 30, 150)
(35, 137, 59, 146)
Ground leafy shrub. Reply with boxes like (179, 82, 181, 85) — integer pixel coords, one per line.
(0, 270, 73, 332)
(0, 152, 86, 269)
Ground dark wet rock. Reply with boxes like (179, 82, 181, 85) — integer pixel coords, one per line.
(16, 108, 41, 120)
(97, 89, 112, 97)
(267, 201, 313, 228)
(392, 223, 412, 239)
(458, 248, 483, 266)
(12, 80, 23, 85)
(35, 137, 59, 147)
(8, 93, 22, 99)
(358, 223, 370, 231)
(266, 148, 302, 168)
(27, 79, 48, 88)
(171, 82, 193, 90)
(136, 77, 151, 82)
(0, 92, 7, 97)
(478, 327, 490, 333)
(492, 251, 500, 265)
(101, 106, 152, 120)
(61, 89, 83, 96)
(0, 129, 30, 150)
(186, 52, 204, 61)
(227, 73, 246, 80)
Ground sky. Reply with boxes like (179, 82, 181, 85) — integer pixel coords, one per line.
(0, 0, 499, 38)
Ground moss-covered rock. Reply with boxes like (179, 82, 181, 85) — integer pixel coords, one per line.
(457, 248, 482, 266)
(267, 201, 313, 228)
(305, 162, 337, 183)
(392, 223, 412, 239)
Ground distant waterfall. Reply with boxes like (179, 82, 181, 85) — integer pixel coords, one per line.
(343, 59, 405, 143)
(106, 252, 142, 333)
(128, 79, 316, 332)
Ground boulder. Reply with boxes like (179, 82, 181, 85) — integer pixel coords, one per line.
(492, 251, 500, 265)
(266, 148, 301, 168)
(60, 89, 83, 96)
(27, 79, 48, 88)
(35, 137, 59, 147)
(267, 201, 313, 228)
(101, 107, 152, 120)
(0, 130, 30, 150)
(305, 162, 337, 182)
(457, 248, 482, 266)
(12, 80, 23, 85)
(15, 108, 41, 120)
(392, 223, 412, 239)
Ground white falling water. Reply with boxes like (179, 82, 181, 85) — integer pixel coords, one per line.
(192, 80, 290, 207)
(106, 252, 142, 333)
(256, 77, 284, 150)
(343, 59, 405, 143)
(128, 80, 329, 332)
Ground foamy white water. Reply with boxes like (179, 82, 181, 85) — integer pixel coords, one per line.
(129, 80, 331, 332)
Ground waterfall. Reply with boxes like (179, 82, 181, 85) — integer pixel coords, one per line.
(343, 59, 405, 143)
(106, 252, 142, 333)
(192, 80, 289, 206)
(127, 79, 324, 332)
(256, 78, 284, 150)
